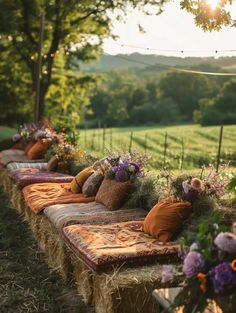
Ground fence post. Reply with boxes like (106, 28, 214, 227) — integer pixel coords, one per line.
(110, 128, 113, 152)
(180, 136, 185, 170)
(163, 131, 168, 167)
(102, 127, 106, 154)
(129, 131, 133, 153)
(216, 125, 224, 172)
(91, 129, 95, 150)
(144, 133, 148, 153)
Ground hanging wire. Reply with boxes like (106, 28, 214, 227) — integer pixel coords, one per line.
(105, 53, 236, 76)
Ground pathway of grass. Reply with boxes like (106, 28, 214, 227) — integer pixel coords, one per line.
(0, 187, 93, 313)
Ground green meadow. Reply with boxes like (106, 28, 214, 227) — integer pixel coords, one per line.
(80, 124, 236, 170)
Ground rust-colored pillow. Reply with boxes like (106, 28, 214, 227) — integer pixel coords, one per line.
(25, 141, 36, 154)
(95, 178, 131, 211)
(143, 196, 192, 242)
(70, 166, 94, 194)
(47, 156, 59, 172)
(27, 139, 50, 160)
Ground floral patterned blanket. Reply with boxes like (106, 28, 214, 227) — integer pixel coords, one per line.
(44, 202, 147, 230)
(9, 168, 73, 189)
(62, 221, 181, 271)
(23, 182, 95, 214)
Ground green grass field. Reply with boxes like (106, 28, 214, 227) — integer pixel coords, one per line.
(0, 126, 17, 140)
(1, 124, 235, 170)
(79, 124, 236, 170)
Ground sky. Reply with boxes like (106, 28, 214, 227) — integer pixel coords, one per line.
(103, 0, 236, 58)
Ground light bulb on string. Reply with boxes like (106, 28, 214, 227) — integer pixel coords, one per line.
(181, 50, 185, 59)
(214, 50, 219, 59)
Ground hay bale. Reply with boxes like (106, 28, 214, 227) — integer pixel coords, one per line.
(37, 215, 74, 281)
(10, 185, 25, 213)
(0, 164, 5, 184)
(70, 253, 94, 305)
(1, 169, 12, 194)
(93, 264, 183, 313)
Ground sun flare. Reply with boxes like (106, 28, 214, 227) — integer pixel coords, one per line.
(206, 0, 219, 10)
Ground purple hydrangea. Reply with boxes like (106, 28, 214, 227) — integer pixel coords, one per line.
(115, 169, 130, 182)
(214, 232, 236, 254)
(210, 262, 236, 293)
(183, 251, 205, 278)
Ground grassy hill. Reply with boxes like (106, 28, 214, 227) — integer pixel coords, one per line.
(80, 53, 236, 72)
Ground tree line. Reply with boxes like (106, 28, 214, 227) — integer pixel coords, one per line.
(86, 65, 236, 127)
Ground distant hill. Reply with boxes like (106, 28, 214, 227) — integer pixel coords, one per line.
(80, 53, 236, 72)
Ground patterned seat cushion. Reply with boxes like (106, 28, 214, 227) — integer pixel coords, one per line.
(23, 182, 95, 214)
(0, 149, 25, 156)
(62, 221, 181, 271)
(44, 202, 147, 230)
(9, 168, 73, 189)
(0, 154, 44, 166)
(6, 162, 48, 172)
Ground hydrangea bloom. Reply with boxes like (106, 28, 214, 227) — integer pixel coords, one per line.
(183, 251, 205, 278)
(210, 262, 236, 293)
(214, 232, 236, 254)
(161, 265, 174, 283)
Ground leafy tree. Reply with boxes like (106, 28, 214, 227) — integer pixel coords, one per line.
(196, 79, 236, 125)
(0, 0, 167, 122)
(158, 71, 215, 121)
(180, 0, 234, 31)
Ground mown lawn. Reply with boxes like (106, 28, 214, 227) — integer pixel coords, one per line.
(0, 188, 93, 313)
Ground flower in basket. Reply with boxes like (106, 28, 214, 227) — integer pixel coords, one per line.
(108, 153, 145, 182)
(171, 219, 236, 313)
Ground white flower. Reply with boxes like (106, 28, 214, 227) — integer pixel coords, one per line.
(190, 243, 199, 252)
(214, 232, 236, 254)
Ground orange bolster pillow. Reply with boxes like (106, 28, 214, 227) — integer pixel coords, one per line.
(70, 166, 94, 194)
(143, 196, 192, 242)
(27, 139, 50, 160)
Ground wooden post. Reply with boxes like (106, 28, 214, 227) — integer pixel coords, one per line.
(91, 129, 95, 150)
(34, 14, 45, 123)
(163, 131, 168, 168)
(129, 131, 133, 153)
(110, 128, 113, 152)
(84, 127, 87, 148)
(102, 127, 106, 154)
(216, 125, 224, 172)
(180, 136, 185, 170)
(145, 133, 148, 153)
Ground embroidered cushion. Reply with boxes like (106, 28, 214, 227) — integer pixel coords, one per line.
(82, 171, 104, 196)
(95, 178, 131, 211)
(70, 166, 94, 194)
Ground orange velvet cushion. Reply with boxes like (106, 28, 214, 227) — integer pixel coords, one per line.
(143, 196, 192, 242)
(70, 167, 94, 194)
(27, 139, 50, 160)
(25, 141, 36, 154)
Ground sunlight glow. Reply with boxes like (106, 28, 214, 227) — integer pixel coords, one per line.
(206, 0, 219, 10)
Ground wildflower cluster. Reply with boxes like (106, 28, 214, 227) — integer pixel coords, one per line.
(161, 221, 236, 312)
(106, 153, 147, 182)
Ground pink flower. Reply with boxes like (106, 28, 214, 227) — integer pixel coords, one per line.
(183, 251, 204, 278)
(214, 232, 236, 254)
(161, 265, 174, 283)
